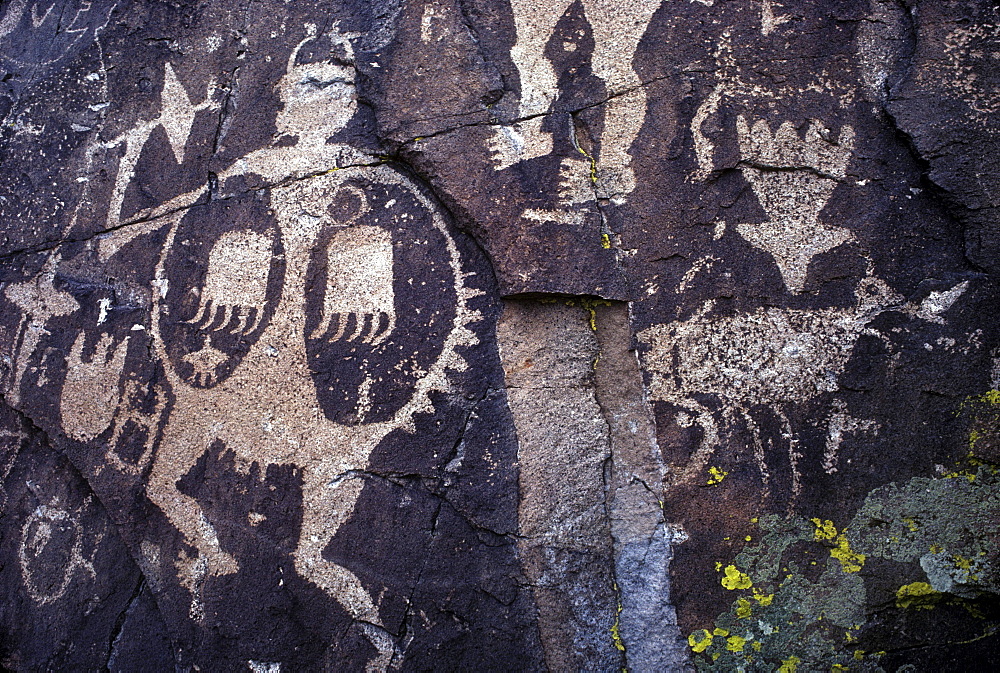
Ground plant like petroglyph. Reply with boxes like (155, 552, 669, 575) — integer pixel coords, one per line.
(735, 115, 857, 294)
(488, 0, 662, 200)
(3, 258, 80, 407)
(638, 273, 969, 501)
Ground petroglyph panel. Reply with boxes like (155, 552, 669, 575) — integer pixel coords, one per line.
(2, 0, 999, 670)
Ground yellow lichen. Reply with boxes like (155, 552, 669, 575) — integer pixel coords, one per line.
(579, 298, 611, 331)
(713, 627, 730, 637)
(610, 616, 626, 651)
(829, 532, 865, 573)
(707, 466, 729, 485)
(736, 598, 752, 619)
(896, 581, 941, 610)
(601, 233, 611, 249)
(721, 565, 752, 590)
(853, 650, 865, 661)
(751, 641, 763, 652)
(688, 629, 713, 653)
(726, 635, 747, 652)
(752, 589, 774, 606)
(979, 389, 1000, 404)
(778, 655, 801, 672)
(811, 518, 838, 541)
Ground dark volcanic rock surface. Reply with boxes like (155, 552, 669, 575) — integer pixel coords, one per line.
(1, 0, 998, 670)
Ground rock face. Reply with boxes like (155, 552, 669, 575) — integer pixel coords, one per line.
(1, 0, 998, 670)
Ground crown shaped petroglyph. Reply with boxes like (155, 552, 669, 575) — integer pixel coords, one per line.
(734, 116, 857, 293)
(736, 116, 855, 178)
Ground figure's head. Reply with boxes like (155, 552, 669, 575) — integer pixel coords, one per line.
(275, 24, 358, 142)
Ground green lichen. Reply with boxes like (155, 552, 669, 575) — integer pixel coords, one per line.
(689, 469, 1000, 670)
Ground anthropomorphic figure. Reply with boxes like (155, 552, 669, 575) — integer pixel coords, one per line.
(56, 25, 480, 670)
(488, 0, 662, 199)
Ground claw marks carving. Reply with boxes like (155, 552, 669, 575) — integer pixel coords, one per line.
(489, 0, 663, 199)
(161, 197, 284, 389)
(147, 166, 479, 666)
(735, 115, 856, 293)
(306, 185, 395, 347)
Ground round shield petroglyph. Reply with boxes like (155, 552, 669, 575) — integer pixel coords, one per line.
(299, 173, 459, 425)
(159, 194, 285, 389)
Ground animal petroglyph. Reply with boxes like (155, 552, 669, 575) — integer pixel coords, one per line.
(143, 165, 479, 671)
(735, 115, 856, 293)
(489, 0, 662, 199)
(639, 273, 969, 501)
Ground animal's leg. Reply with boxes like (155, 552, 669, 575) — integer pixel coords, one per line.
(667, 398, 720, 488)
(584, 0, 660, 198)
(146, 427, 238, 576)
(295, 472, 397, 669)
(776, 408, 802, 510)
(738, 408, 771, 498)
(487, 0, 570, 169)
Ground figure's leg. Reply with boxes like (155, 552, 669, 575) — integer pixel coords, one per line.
(295, 472, 396, 670)
(146, 425, 238, 576)
(583, 0, 661, 198)
(488, 0, 572, 169)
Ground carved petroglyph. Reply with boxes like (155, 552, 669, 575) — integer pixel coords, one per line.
(690, 26, 857, 182)
(3, 258, 80, 406)
(144, 166, 478, 669)
(312, 225, 395, 345)
(735, 116, 856, 293)
(184, 229, 274, 333)
(19, 499, 101, 606)
(490, 0, 662, 198)
(0, 0, 116, 69)
(639, 274, 896, 498)
(41, 25, 480, 668)
(823, 399, 878, 475)
(760, 0, 791, 36)
(640, 273, 971, 499)
(60, 332, 129, 442)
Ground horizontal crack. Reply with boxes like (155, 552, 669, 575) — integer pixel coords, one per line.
(0, 158, 386, 262)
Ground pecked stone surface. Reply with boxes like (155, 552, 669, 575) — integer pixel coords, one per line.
(1, 0, 998, 670)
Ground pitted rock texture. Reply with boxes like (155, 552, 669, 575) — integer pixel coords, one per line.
(1, 0, 999, 670)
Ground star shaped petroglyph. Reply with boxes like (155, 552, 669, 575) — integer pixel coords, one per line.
(735, 116, 856, 293)
(182, 338, 228, 386)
